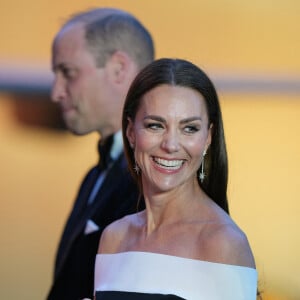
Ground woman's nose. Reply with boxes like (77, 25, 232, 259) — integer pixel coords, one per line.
(161, 130, 180, 153)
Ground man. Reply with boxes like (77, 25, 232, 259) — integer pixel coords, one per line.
(48, 8, 154, 299)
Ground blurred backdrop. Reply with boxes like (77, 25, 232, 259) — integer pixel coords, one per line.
(0, 0, 299, 299)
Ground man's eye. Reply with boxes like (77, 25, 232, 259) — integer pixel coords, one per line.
(62, 68, 75, 79)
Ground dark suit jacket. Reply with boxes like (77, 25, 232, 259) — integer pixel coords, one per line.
(47, 151, 141, 300)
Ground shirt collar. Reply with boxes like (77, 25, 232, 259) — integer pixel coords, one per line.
(110, 130, 123, 161)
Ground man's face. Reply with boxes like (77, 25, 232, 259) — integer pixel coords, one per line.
(51, 24, 113, 135)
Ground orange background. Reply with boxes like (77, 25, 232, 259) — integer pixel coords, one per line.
(0, 1, 299, 299)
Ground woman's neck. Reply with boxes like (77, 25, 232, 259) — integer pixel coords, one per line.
(141, 178, 206, 235)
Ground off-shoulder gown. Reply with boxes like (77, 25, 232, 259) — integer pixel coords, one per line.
(94, 251, 257, 300)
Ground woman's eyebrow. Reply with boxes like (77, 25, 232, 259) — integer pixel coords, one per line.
(143, 115, 166, 123)
(180, 117, 202, 124)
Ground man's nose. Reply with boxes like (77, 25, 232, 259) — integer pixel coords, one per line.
(51, 76, 66, 103)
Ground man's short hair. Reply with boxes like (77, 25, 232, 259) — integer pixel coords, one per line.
(62, 8, 154, 69)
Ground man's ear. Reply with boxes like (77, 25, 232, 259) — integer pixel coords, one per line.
(126, 118, 135, 148)
(107, 50, 131, 84)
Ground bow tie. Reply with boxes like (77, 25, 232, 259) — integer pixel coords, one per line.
(97, 135, 114, 170)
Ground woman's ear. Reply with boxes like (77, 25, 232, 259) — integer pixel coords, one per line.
(206, 123, 213, 151)
(126, 118, 135, 148)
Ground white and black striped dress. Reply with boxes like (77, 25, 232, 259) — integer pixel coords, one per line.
(94, 251, 257, 300)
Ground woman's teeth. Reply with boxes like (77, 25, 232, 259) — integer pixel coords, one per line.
(153, 157, 184, 169)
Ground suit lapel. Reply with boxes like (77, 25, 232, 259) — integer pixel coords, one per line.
(77, 153, 125, 226)
(55, 166, 100, 278)
(55, 154, 125, 278)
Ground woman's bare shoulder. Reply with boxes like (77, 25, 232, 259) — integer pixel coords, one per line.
(97, 212, 139, 254)
(199, 218, 256, 268)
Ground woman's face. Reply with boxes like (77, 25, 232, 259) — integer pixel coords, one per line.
(126, 84, 212, 194)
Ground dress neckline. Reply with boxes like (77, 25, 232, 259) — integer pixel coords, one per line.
(97, 250, 256, 271)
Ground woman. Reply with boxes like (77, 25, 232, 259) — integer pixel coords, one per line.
(93, 58, 257, 299)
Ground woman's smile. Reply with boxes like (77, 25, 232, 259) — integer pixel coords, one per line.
(152, 156, 185, 171)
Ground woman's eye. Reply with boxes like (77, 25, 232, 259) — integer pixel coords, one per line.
(184, 125, 200, 133)
(146, 123, 163, 130)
